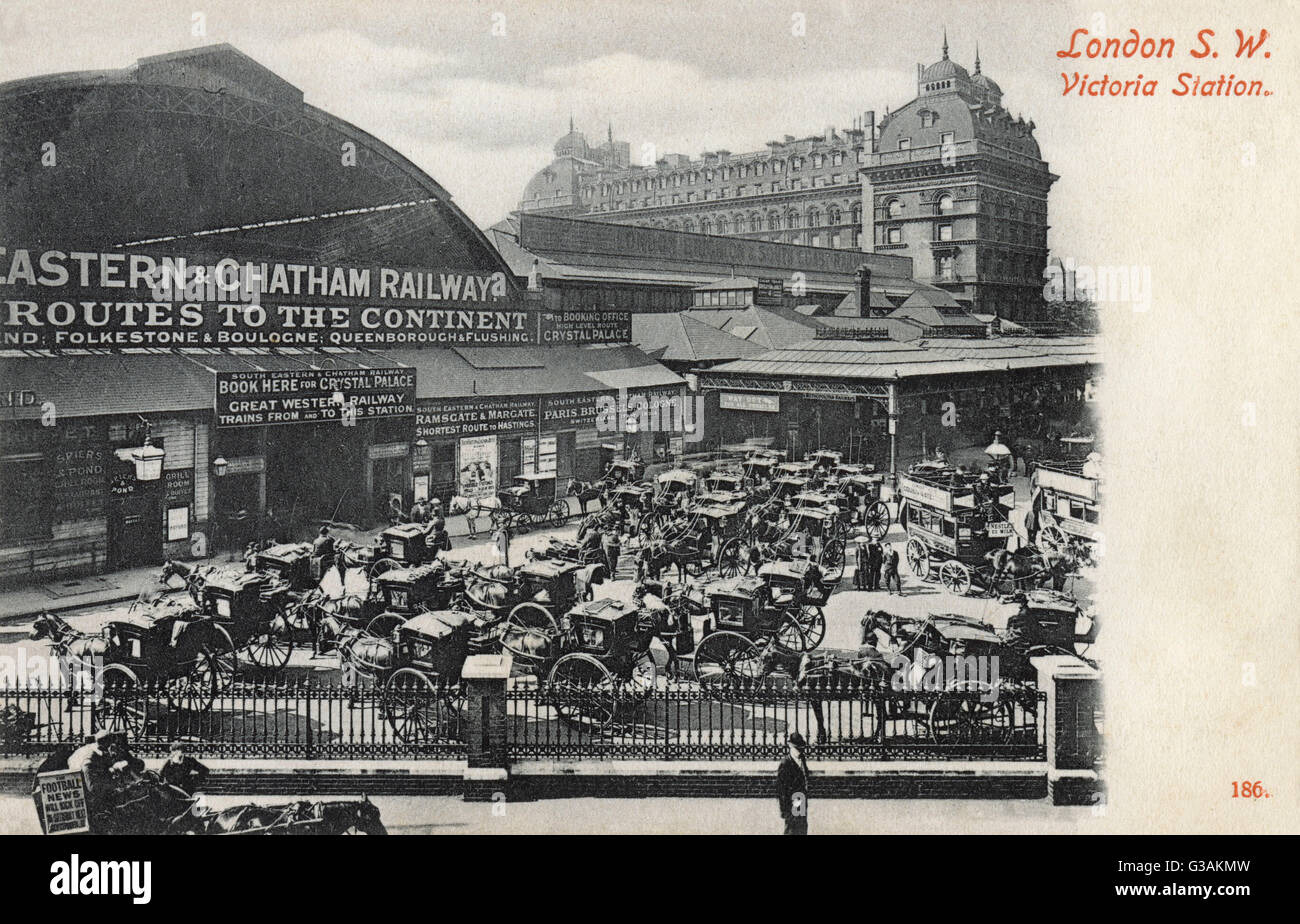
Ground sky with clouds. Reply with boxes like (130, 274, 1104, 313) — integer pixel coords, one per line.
(0, 0, 1292, 276)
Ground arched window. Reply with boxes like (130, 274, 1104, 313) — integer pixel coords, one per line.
(700, 217, 713, 234)
(667, 220, 680, 231)
(828, 206, 842, 225)
(787, 210, 801, 229)
(749, 213, 761, 233)
(767, 212, 781, 230)
(717, 217, 729, 234)
(936, 193, 954, 214)
(682, 219, 695, 233)
(807, 208, 821, 227)
(851, 203, 862, 226)
(887, 198, 903, 218)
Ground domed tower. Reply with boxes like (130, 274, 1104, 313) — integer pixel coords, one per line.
(969, 46, 1003, 106)
(863, 35, 1057, 320)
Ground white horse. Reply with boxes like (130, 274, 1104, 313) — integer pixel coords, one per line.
(448, 494, 502, 538)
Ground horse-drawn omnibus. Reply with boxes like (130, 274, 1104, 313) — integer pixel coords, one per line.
(1028, 461, 1102, 562)
(899, 473, 1017, 594)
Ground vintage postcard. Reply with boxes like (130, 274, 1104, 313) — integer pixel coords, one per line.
(0, 0, 1295, 890)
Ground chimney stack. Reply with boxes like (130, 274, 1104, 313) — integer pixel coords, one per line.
(855, 265, 873, 318)
(863, 110, 876, 152)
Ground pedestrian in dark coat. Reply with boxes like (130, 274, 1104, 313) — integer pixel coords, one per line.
(601, 529, 621, 577)
(776, 732, 810, 835)
(881, 544, 902, 595)
(867, 540, 883, 591)
(852, 538, 869, 590)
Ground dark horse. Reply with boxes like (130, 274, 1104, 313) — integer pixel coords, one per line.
(187, 796, 387, 834)
(566, 479, 606, 517)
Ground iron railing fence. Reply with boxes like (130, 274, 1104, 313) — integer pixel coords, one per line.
(2, 679, 1046, 762)
(507, 678, 1047, 761)
(0, 679, 465, 760)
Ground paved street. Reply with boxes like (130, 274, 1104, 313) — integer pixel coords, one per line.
(1, 468, 1099, 678)
(0, 790, 1099, 836)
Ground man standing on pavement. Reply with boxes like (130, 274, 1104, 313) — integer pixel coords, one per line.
(881, 543, 902, 595)
(601, 527, 621, 578)
(867, 539, 883, 591)
(776, 732, 810, 835)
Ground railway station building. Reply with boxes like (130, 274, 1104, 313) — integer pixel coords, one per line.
(0, 44, 680, 584)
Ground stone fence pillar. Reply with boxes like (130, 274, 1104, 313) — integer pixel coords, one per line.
(461, 653, 512, 802)
(1032, 654, 1104, 805)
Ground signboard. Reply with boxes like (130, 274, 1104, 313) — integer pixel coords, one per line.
(538, 310, 632, 345)
(35, 770, 90, 835)
(1, 246, 631, 349)
(163, 468, 194, 505)
(523, 436, 557, 476)
(1035, 467, 1099, 503)
(222, 456, 264, 475)
(458, 435, 498, 500)
(416, 395, 538, 440)
(987, 521, 1014, 538)
(541, 392, 610, 427)
(215, 367, 415, 428)
(755, 278, 785, 306)
(719, 391, 781, 413)
(51, 423, 107, 523)
(367, 442, 410, 460)
(900, 477, 954, 513)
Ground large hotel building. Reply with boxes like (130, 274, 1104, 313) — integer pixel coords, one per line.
(520, 39, 1057, 319)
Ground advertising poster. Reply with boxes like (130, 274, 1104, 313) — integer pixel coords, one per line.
(457, 435, 498, 500)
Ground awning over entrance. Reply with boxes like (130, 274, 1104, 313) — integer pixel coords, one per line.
(386, 345, 682, 399)
(0, 353, 215, 419)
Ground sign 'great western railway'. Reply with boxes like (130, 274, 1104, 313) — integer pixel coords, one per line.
(215, 367, 415, 427)
(0, 246, 632, 348)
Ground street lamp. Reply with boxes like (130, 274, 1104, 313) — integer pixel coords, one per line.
(414, 438, 428, 449)
(212, 456, 229, 478)
(131, 439, 166, 481)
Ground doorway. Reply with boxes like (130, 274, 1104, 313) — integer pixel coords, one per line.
(106, 480, 162, 569)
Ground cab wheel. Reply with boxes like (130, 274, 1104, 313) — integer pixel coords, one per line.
(939, 560, 973, 596)
(906, 538, 931, 579)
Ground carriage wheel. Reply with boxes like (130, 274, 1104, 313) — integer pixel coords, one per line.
(549, 500, 570, 528)
(717, 538, 743, 578)
(926, 681, 1014, 745)
(863, 501, 891, 540)
(499, 602, 560, 662)
(819, 539, 845, 579)
(547, 653, 618, 730)
(905, 538, 931, 578)
(693, 631, 764, 688)
(624, 650, 658, 701)
(938, 560, 973, 596)
(168, 626, 235, 714)
(1037, 525, 1068, 554)
(92, 664, 144, 739)
(365, 613, 408, 638)
(368, 558, 399, 582)
(776, 605, 826, 652)
(244, 616, 295, 671)
(383, 668, 454, 743)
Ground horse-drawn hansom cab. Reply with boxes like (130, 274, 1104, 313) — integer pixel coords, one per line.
(654, 468, 698, 506)
(363, 560, 468, 637)
(252, 542, 316, 589)
(826, 463, 891, 540)
(899, 472, 1016, 592)
(699, 470, 748, 504)
(506, 597, 658, 730)
(496, 473, 571, 532)
(741, 452, 779, 484)
(806, 448, 842, 472)
(785, 506, 847, 579)
(691, 559, 832, 686)
(198, 570, 298, 672)
(601, 458, 644, 488)
(1028, 460, 1102, 562)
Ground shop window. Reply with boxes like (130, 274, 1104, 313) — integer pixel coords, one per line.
(166, 505, 191, 541)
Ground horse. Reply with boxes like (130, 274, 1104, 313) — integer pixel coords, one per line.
(636, 535, 703, 584)
(29, 613, 108, 703)
(566, 479, 606, 517)
(985, 547, 1074, 595)
(181, 796, 387, 835)
(448, 494, 501, 537)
